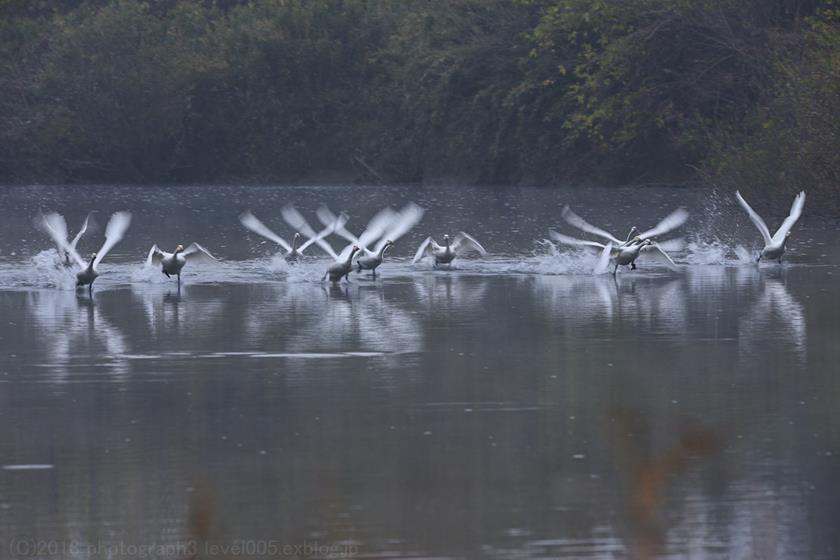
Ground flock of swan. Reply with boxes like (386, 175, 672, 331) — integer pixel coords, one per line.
(33, 190, 806, 292)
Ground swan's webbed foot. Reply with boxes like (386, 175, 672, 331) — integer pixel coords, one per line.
(163, 271, 170, 278)
(630, 263, 636, 270)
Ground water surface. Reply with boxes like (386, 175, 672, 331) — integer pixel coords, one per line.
(0, 185, 838, 559)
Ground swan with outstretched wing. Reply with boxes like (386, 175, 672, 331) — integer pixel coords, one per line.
(145, 242, 216, 288)
(735, 190, 805, 263)
(412, 232, 487, 267)
(561, 205, 688, 249)
(549, 230, 683, 275)
(241, 208, 345, 261)
(38, 211, 131, 293)
(354, 203, 425, 277)
(316, 206, 397, 261)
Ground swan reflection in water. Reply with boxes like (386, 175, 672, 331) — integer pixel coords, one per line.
(131, 285, 226, 345)
(411, 274, 489, 316)
(530, 274, 688, 334)
(738, 269, 806, 362)
(219, 281, 425, 359)
(25, 290, 130, 380)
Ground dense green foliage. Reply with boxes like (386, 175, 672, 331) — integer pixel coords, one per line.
(0, 0, 837, 199)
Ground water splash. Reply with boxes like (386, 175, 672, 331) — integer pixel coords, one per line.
(25, 250, 78, 289)
(681, 238, 758, 266)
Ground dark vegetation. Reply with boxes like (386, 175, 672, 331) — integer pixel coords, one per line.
(0, 0, 837, 203)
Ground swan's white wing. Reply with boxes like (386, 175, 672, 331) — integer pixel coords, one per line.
(93, 211, 131, 266)
(281, 205, 321, 241)
(412, 237, 434, 264)
(452, 232, 487, 256)
(145, 244, 164, 267)
(549, 229, 606, 250)
(317, 206, 362, 246)
(38, 212, 69, 244)
(37, 212, 85, 268)
(653, 238, 685, 253)
(374, 203, 425, 252)
(641, 243, 679, 270)
(593, 242, 613, 275)
(358, 208, 398, 253)
(735, 191, 772, 245)
(771, 191, 806, 244)
(70, 213, 91, 250)
(638, 208, 689, 239)
(321, 206, 396, 258)
(561, 206, 622, 245)
(284, 205, 350, 259)
(316, 206, 344, 232)
(240, 211, 292, 252)
(315, 238, 341, 261)
(182, 242, 217, 263)
(299, 213, 348, 252)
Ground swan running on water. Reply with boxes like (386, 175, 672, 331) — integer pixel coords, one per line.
(735, 190, 805, 264)
(551, 206, 687, 275)
(549, 230, 683, 275)
(240, 207, 346, 261)
(412, 232, 487, 267)
(561, 206, 689, 253)
(37, 211, 132, 293)
(145, 243, 216, 288)
(356, 240, 394, 277)
(317, 203, 425, 277)
(323, 246, 361, 283)
(36, 212, 92, 266)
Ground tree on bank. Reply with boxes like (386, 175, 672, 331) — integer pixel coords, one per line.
(0, 0, 836, 206)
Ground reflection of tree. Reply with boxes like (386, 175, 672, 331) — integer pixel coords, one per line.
(606, 407, 723, 560)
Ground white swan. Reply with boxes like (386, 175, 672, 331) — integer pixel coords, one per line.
(561, 205, 689, 249)
(412, 232, 487, 267)
(317, 203, 424, 267)
(323, 246, 361, 283)
(37, 211, 132, 293)
(549, 230, 682, 275)
(145, 243, 216, 287)
(36, 212, 92, 266)
(240, 208, 345, 261)
(356, 240, 394, 277)
(735, 190, 805, 263)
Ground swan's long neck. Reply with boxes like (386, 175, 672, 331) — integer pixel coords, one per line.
(292, 235, 299, 251)
(86, 257, 96, 271)
(345, 248, 358, 265)
(378, 244, 390, 258)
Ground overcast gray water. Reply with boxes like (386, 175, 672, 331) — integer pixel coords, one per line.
(0, 184, 838, 559)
